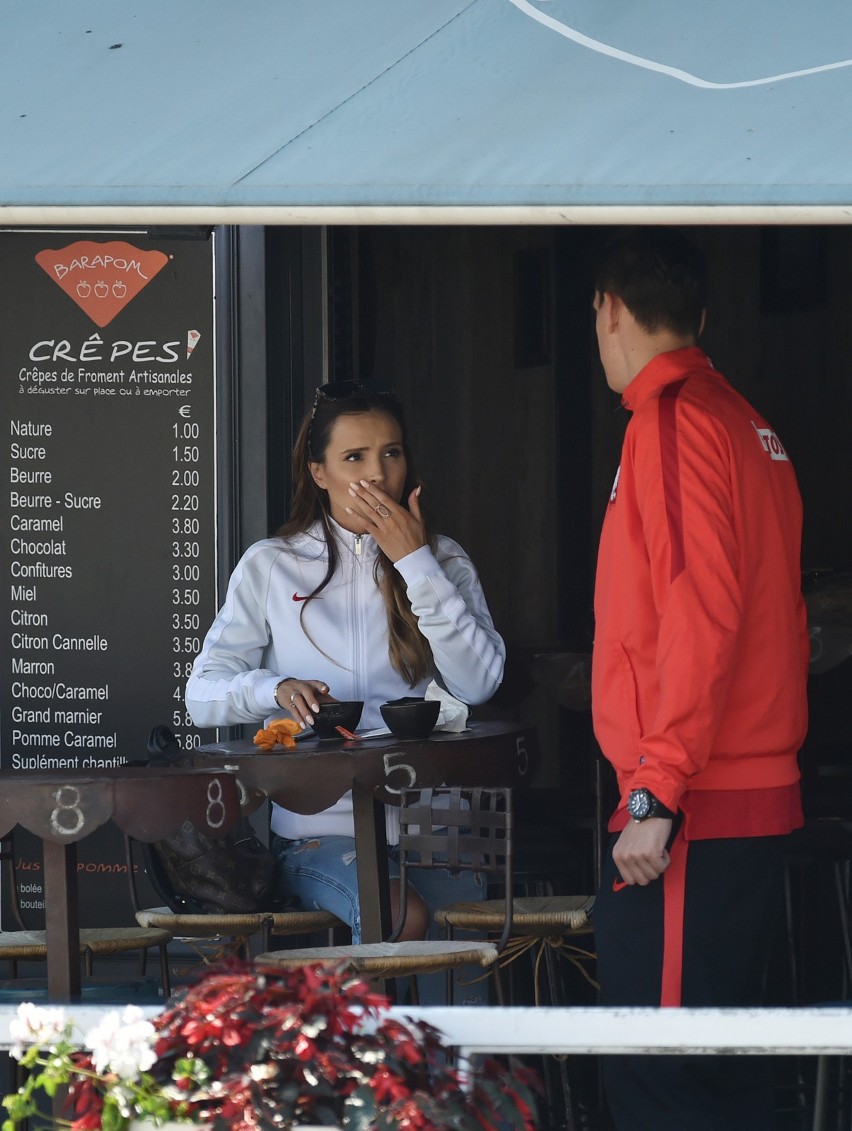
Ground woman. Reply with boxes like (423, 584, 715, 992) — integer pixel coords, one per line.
(186, 384, 505, 954)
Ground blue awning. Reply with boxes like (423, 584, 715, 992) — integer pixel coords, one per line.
(2, 0, 852, 223)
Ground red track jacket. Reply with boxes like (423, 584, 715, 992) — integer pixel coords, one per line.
(593, 347, 809, 830)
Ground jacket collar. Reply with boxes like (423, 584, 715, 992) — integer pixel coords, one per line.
(287, 517, 378, 560)
(621, 346, 713, 413)
(327, 515, 379, 560)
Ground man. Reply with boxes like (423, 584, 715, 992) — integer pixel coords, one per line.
(590, 229, 809, 1130)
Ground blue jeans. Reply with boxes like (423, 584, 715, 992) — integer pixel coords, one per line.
(272, 833, 488, 1005)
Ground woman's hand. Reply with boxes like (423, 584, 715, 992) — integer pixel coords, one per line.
(346, 480, 426, 563)
(275, 677, 331, 729)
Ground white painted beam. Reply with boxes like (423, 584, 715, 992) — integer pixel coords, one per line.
(3, 1005, 848, 1057)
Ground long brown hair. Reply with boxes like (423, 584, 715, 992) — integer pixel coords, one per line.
(277, 389, 435, 686)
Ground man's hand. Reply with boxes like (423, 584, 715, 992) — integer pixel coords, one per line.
(612, 818, 673, 885)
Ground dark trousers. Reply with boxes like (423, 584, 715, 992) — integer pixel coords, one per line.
(593, 830, 788, 1131)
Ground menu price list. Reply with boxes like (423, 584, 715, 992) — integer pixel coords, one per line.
(0, 232, 218, 923)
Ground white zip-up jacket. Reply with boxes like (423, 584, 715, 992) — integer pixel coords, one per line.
(185, 519, 505, 840)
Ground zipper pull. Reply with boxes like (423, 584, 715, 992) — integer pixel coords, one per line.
(354, 534, 362, 556)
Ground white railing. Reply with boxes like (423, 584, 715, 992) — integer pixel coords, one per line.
(386, 1005, 852, 1059)
(0, 1004, 850, 1057)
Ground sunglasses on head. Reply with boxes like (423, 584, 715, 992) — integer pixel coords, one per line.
(307, 382, 396, 456)
(311, 380, 394, 410)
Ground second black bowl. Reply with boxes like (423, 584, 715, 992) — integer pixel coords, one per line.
(311, 700, 364, 740)
(380, 697, 440, 740)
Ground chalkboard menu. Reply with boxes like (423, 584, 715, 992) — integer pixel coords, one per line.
(0, 230, 217, 926)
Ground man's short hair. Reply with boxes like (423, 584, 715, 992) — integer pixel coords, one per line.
(594, 228, 707, 339)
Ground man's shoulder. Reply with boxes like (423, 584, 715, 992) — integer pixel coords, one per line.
(646, 364, 753, 422)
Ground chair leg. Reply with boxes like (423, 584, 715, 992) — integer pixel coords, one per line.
(158, 944, 171, 997)
(543, 941, 581, 1131)
(783, 860, 801, 1004)
(812, 1056, 829, 1131)
(833, 862, 852, 994)
(490, 960, 506, 1006)
(407, 976, 419, 1005)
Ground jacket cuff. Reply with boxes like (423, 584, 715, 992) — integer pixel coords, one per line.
(629, 778, 685, 814)
(393, 544, 441, 587)
(256, 672, 284, 712)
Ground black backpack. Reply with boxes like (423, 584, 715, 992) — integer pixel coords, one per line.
(144, 725, 279, 915)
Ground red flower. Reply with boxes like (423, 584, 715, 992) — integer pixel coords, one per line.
(369, 1066, 411, 1104)
(69, 1112, 102, 1131)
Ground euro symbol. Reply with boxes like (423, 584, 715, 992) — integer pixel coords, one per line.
(178, 406, 191, 418)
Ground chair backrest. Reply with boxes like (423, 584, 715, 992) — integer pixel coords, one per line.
(395, 786, 514, 950)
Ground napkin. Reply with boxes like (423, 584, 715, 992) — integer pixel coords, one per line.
(425, 680, 469, 732)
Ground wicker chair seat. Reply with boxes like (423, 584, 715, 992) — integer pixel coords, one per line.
(256, 938, 499, 979)
(0, 926, 172, 961)
(436, 894, 595, 937)
(136, 907, 341, 939)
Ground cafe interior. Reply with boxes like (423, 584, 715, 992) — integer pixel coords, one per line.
(5, 219, 850, 1129)
(4, 3, 852, 1126)
(222, 221, 851, 1124)
(256, 220, 852, 964)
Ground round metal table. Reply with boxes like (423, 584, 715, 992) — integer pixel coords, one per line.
(196, 719, 538, 942)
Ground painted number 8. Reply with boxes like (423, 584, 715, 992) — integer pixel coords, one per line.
(50, 785, 85, 836)
(206, 777, 226, 829)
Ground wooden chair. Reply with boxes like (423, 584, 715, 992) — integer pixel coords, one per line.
(433, 812, 596, 1131)
(125, 834, 344, 964)
(435, 895, 596, 1003)
(255, 786, 514, 992)
(0, 833, 173, 997)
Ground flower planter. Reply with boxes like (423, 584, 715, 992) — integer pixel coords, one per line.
(6, 965, 537, 1130)
(129, 1122, 204, 1131)
(129, 1124, 339, 1131)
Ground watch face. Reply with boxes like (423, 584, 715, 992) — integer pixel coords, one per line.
(628, 789, 650, 820)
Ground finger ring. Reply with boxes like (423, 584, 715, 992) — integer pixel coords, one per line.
(375, 504, 391, 518)
(289, 691, 298, 705)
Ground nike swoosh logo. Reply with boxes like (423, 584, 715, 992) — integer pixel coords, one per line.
(292, 592, 308, 602)
(612, 878, 630, 892)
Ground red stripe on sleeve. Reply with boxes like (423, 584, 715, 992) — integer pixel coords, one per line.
(658, 380, 688, 582)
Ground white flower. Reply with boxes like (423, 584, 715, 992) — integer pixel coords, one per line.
(84, 1006, 157, 1081)
(108, 1082, 137, 1119)
(248, 1063, 277, 1081)
(8, 1003, 69, 1059)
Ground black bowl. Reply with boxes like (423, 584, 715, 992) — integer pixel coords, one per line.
(380, 697, 440, 740)
(311, 700, 364, 740)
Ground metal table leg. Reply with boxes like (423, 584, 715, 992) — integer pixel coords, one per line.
(351, 781, 392, 943)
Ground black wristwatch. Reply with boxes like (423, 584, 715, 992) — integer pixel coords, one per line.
(627, 788, 676, 822)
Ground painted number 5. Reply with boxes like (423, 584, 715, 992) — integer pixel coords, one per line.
(516, 735, 530, 777)
(382, 751, 417, 794)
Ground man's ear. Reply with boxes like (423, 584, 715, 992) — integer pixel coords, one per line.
(600, 291, 622, 332)
(309, 461, 326, 490)
(606, 291, 624, 327)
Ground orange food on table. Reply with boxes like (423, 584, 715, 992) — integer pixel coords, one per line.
(253, 717, 301, 751)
